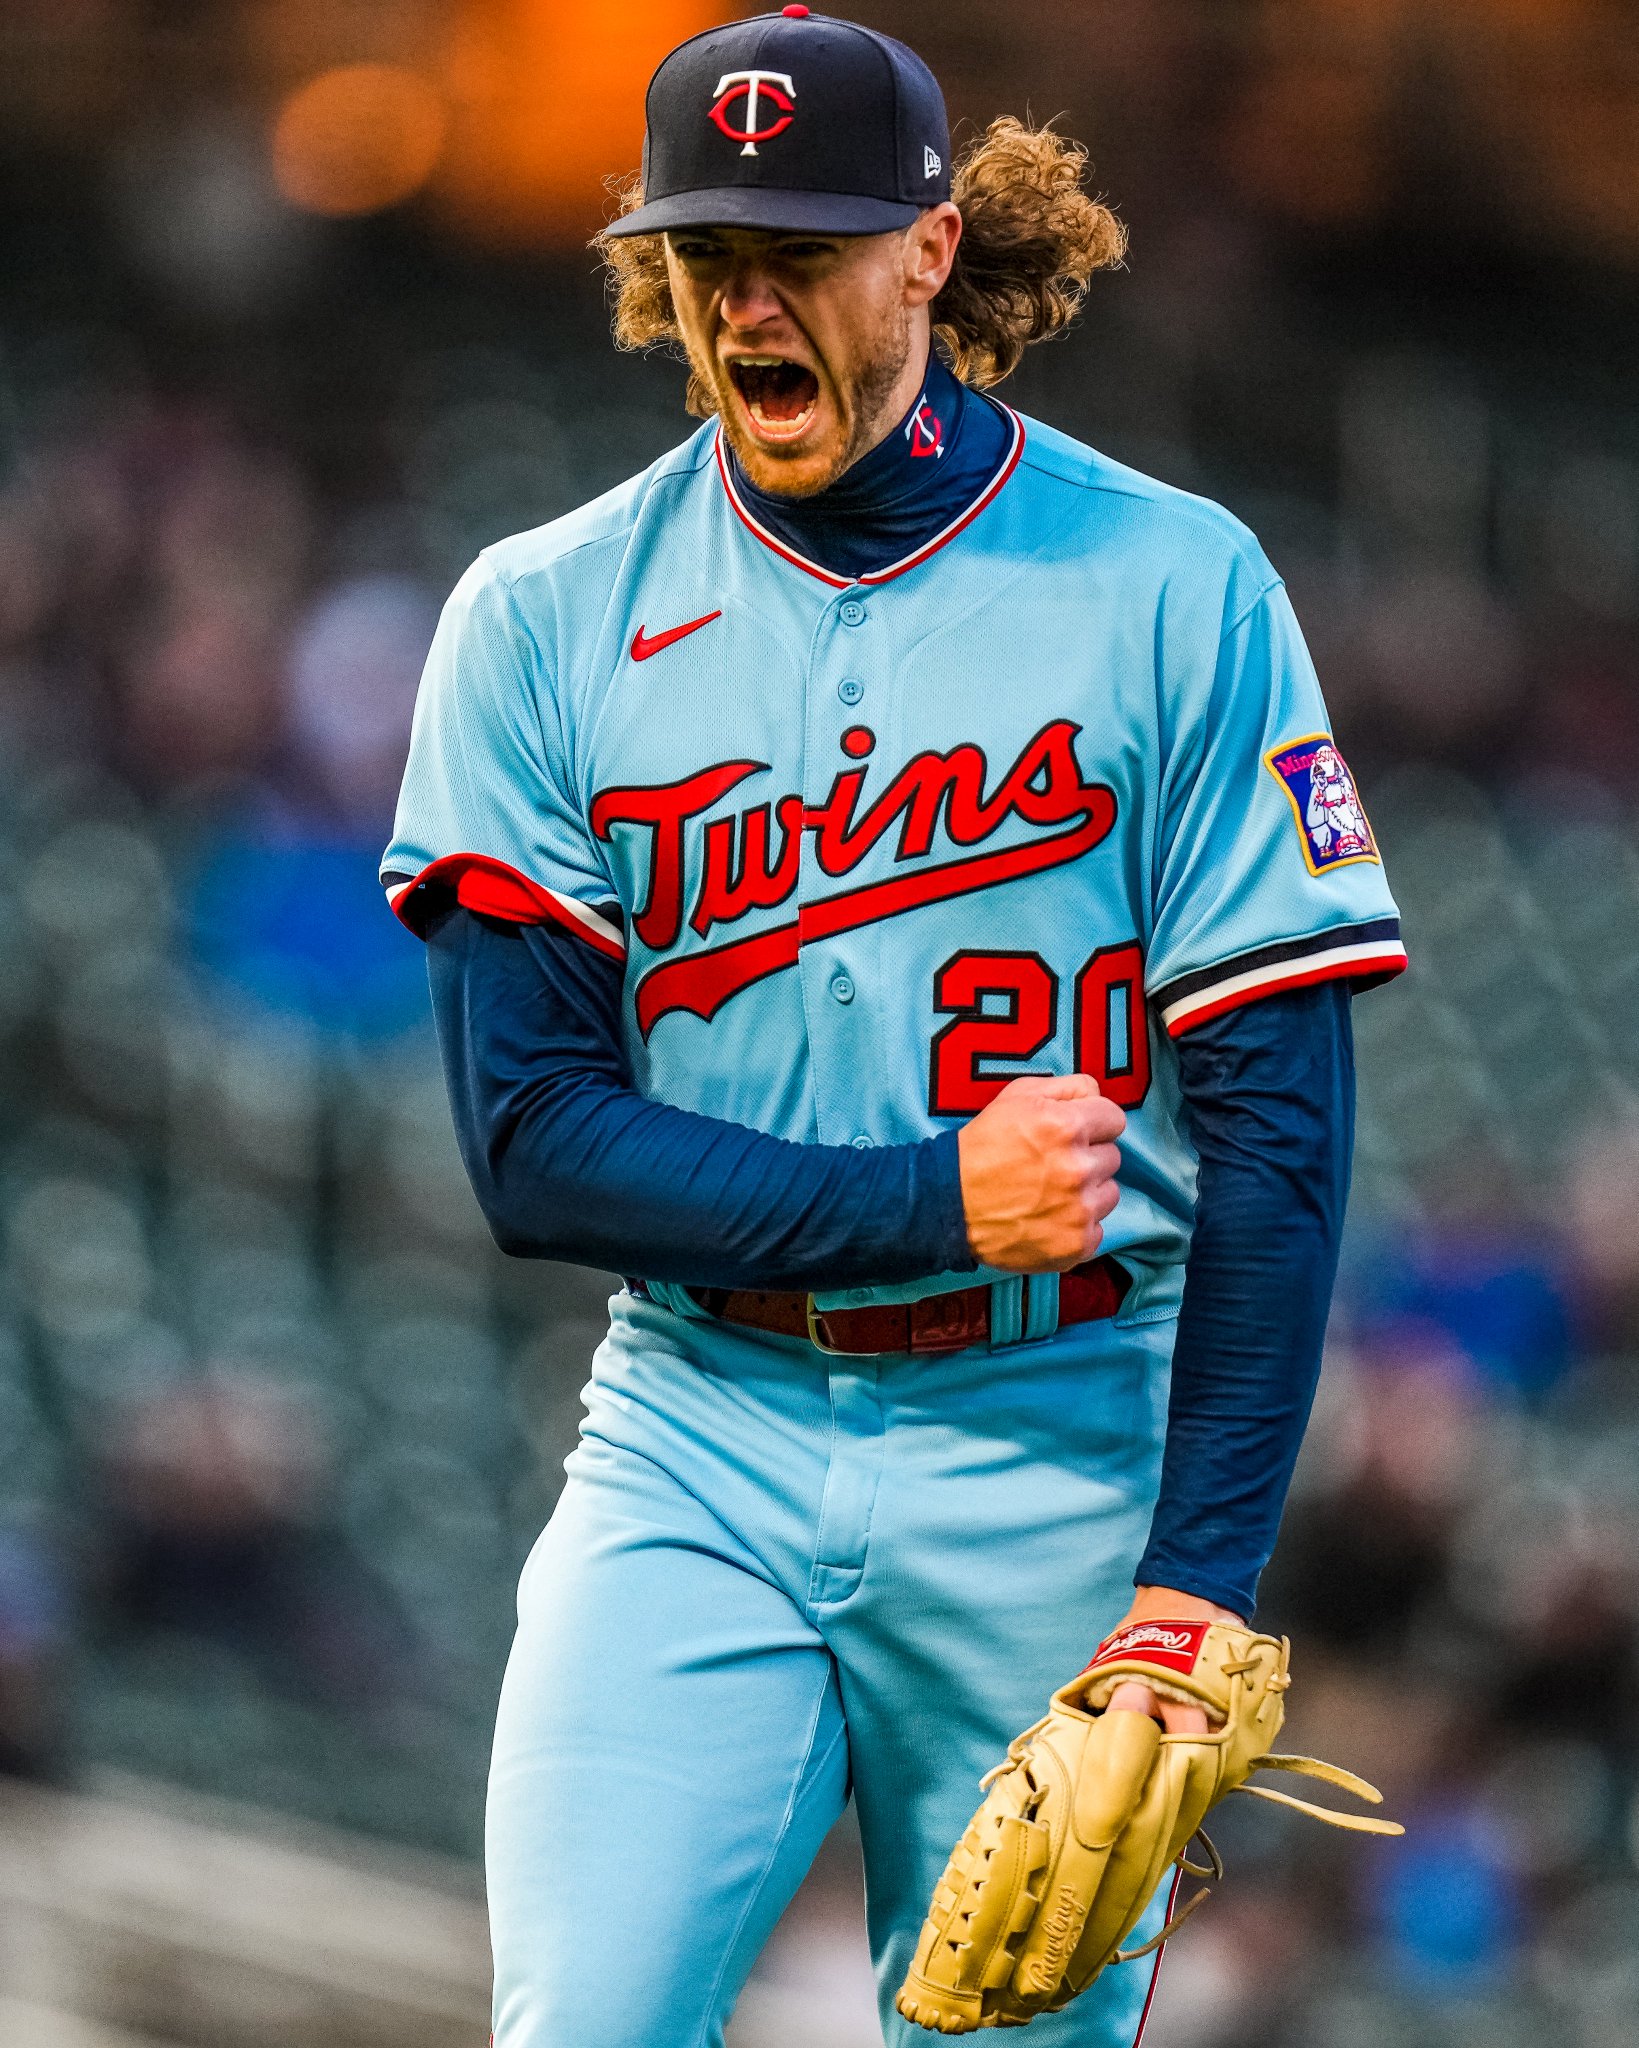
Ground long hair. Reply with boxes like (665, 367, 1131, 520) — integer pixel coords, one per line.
(594, 117, 1127, 417)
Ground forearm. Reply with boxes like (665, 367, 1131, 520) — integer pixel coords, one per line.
(1135, 983, 1354, 1618)
(474, 1066, 968, 1287)
(426, 904, 974, 1289)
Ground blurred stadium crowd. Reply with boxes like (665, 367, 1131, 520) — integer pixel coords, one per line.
(1, 4, 1638, 2046)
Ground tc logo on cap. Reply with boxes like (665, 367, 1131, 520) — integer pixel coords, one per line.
(708, 70, 797, 156)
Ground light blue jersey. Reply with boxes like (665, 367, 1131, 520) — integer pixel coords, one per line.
(388, 410, 1405, 2048)
(386, 409, 1404, 1317)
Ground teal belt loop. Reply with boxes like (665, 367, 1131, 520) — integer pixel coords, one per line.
(643, 1280, 714, 1322)
(1022, 1271, 1060, 1344)
(988, 1275, 1024, 1350)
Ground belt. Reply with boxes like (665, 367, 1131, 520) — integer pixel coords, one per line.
(688, 1256, 1130, 1357)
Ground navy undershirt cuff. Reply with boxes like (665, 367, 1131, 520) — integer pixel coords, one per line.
(1128, 1555, 1255, 1623)
(925, 1125, 973, 1271)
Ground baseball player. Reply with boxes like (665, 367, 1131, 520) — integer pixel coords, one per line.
(383, 11, 1407, 2045)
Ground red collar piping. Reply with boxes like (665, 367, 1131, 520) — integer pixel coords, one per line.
(713, 407, 1026, 589)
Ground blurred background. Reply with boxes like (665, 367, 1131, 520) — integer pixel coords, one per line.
(0, 1, 1637, 2044)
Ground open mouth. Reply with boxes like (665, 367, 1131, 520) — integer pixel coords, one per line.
(726, 355, 820, 439)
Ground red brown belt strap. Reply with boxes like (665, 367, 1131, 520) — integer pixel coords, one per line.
(689, 1256, 1130, 1357)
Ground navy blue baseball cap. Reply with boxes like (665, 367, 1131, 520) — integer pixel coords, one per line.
(602, 7, 951, 238)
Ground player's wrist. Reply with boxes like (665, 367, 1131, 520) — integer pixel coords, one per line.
(1121, 1585, 1244, 1630)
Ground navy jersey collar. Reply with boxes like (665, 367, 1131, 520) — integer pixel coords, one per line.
(718, 352, 1021, 586)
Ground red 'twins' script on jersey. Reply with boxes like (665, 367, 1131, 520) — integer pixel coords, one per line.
(589, 720, 1117, 1037)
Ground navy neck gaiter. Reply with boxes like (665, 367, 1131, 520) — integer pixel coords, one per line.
(725, 351, 1013, 582)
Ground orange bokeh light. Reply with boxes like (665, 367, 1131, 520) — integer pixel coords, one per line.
(272, 64, 448, 217)
(436, 0, 719, 246)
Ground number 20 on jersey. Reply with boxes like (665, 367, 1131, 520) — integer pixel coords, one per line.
(929, 941, 1150, 1116)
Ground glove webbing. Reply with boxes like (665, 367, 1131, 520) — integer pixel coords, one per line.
(1112, 1748, 1402, 1965)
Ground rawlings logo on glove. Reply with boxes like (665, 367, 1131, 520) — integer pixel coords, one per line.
(1086, 1621, 1209, 1674)
(896, 1622, 1402, 2034)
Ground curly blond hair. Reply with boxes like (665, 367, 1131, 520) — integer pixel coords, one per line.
(594, 117, 1126, 417)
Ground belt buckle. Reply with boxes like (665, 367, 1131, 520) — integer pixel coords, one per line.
(805, 1295, 879, 1357)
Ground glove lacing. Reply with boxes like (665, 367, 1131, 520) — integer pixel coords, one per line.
(1106, 1653, 1401, 1966)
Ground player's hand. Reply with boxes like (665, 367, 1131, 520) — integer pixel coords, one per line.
(1102, 1586, 1244, 1733)
(957, 1073, 1125, 1273)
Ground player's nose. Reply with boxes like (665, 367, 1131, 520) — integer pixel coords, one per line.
(718, 264, 786, 333)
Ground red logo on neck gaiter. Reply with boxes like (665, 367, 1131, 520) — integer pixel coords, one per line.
(907, 399, 943, 458)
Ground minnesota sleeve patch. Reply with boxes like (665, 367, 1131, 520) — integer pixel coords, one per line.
(1265, 733, 1380, 875)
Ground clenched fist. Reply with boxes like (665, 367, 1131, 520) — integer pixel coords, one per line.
(958, 1073, 1125, 1273)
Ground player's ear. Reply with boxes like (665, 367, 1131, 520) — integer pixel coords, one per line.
(903, 203, 961, 308)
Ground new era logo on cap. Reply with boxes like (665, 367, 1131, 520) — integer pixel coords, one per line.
(604, 9, 952, 240)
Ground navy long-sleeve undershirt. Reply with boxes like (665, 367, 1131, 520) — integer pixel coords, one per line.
(426, 903, 1354, 1618)
(1135, 978, 1353, 1616)
(426, 904, 975, 1290)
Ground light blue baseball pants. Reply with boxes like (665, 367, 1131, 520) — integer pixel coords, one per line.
(487, 1291, 1179, 2048)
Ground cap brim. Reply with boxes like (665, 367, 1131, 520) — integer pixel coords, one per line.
(601, 188, 925, 238)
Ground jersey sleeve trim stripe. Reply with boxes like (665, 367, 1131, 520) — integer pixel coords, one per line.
(712, 407, 1025, 588)
(1155, 918, 1401, 1006)
(1155, 919, 1406, 1036)
(383, 853, 626, 957)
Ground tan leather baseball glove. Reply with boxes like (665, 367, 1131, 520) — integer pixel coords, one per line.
(896, 1619, 1402, 2033)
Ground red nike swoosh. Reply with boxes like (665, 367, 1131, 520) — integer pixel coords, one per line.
(630, 611, 722, 661)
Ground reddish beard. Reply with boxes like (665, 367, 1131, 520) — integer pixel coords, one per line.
(704, 303, 914, 498)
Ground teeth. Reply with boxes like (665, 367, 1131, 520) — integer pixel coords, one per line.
(727, 352, 817, 436)
(745, 397, 816, 433)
